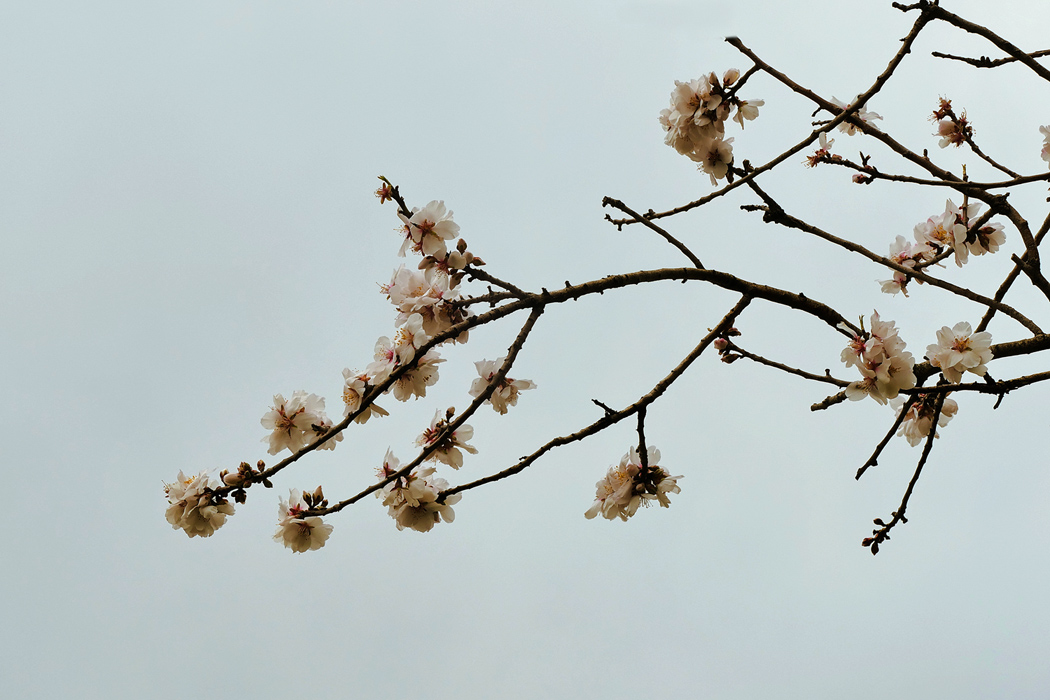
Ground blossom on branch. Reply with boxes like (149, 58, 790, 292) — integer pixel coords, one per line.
(1041, 125, 1050, 164)
(260, 391, 335, 455)
(585, 446, 682, 521)
(403, 200, 460, 259)
(893, 394, 959, 447)
(416, 409, 477, 468)
(342, 369, 389, 423)
(830, 96, 882, 135)
(376, 450, 460, 532)
(879, 235, 933, 296)
(926, 322, 992, 384)
(164, 470, 235, 538)
(468, 357, 537, 414)
(841, 312, 916, 405)
(273, 489, 334, 553)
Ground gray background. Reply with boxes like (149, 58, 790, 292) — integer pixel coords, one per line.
(4, 1, 1050, 698)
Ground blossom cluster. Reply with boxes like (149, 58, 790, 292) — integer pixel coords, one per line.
(880, 198, 1005, 295)
(931, 98, 972, 149)
(585, 446, 682, 521)
(830, 96, 882, 136)
(164, 470, 235, 538)
(375, 449, 461, 532)
(1041, 125, 1050, 165)
(468, 357, 537, 414)
(416, 408, 477, 469)
(926, 321, 993, 384)
(659, 69, 763, 184)
(893, 393, 959, 447)
(273, 488, 334, 553)
(260, 391, 342, 456)
(841, 312, 917, 405)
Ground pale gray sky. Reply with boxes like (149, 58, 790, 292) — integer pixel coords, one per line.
(4, 1, 1050, 698)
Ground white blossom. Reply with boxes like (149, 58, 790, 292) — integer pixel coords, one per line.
(585, 447, 682, 521)
(1041, 125, 1050, 164)
(926, 321, 993, 383)
(341, 369, 389, 424)
(391, 349, 444, 402)
(273, 489, 333, 553)
(406, 200, 460, 259)
(468, 357, 537, 414)
(375, 451, 460, 532)
(893, 394, 959, 447)
(260, 391, 335, 455)
(841, 312, 916, 405)
(164, 470, 235, 538)
(830, 96, 882, 135)
(416, 409, 477, 469)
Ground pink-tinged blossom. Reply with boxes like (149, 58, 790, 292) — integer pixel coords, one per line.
(468, 357, 537, 414)
(341, 369, 389, 424)
(698, 136, 734, 185)
(892, 394, 959, 447)
(391, 349, 444, 402)
(375, 451, 460, 532)
(366, 336, 402, 385)
(585, 446, 682, 521)
(406, 201, 460, 259)
(926, 322, 993, 383)
(1041, 125, 1050, 164)
(273, 489, 333, 553)
(879, 235, 933, 296)
(830, 96, 882, 135)
(383, 265, 464, 338)
(840, 312, 916, 405)
(805, 132, 836, 167)
(416, 409, 477, 469)
(260, 391, 332, 456)
(733, 99, 764, 128)
(164, 470, 235, 538)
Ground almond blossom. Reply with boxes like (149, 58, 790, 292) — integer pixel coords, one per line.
(841, 312, 916, 405)
(416, 409, 477, 468)
(879, 235, 933, 296)
(375, 450, 460, 532)
(260, 391, 334, 456)
(341, 369, 389, 423)
(164, 470, 235, 538)
(468, 357, 537, 414)
(892, 394, 959, 447)
(273, 489, 334, 553)
(390, 349, 444, 402)
(585, 446, 681, 521)
(830, 96, 882, 135)
(403, 200, 460, 259)
(926, 321, 993, 383)
(1041, 125, 1050, 164)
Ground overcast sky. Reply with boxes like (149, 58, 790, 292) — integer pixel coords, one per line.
(4, 1, 1050, 698)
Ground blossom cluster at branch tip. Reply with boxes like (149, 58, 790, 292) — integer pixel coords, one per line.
(273, 488, 334, 553)
(164, 470, 235, 538)
(585, 446, 682, 521)
(892, 393, 959, 447)
(416, 407, 477, 468)
(468, 357, 537, 414)
(376, 449, 461, 532)
(926, 321, 992, 384)
(260, 391, 342, 455)
(829, 96, 882, 136)
(840, 312, 916, 405)
(1040, 125, 1050, 165)
(659, 69, 763, 185)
